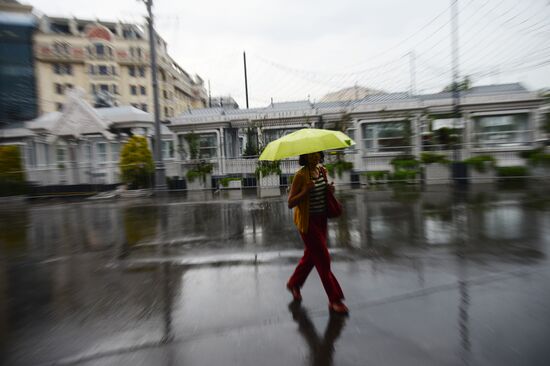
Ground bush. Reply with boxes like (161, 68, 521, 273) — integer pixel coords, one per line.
(390, 155, 419, 171)
(119, 136, 154, 189)
(496, 166, 529, 177)
(255, 160, 281, 178)
(420, 152, 450, 165)
(0, 145, 27, 196)
(390, 170, 420, 183)
(186, 161, 213, 183)
(325, 160, 353, 178)
(519, 148, 550, 167)
(363, 170, 389, 183)
(219, 177, 241, 187)
(463, 155, 496, 173)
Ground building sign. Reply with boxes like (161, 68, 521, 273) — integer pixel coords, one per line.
(85, 25, 113, 42)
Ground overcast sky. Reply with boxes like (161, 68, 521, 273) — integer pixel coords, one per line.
(26, 0, 550, 108)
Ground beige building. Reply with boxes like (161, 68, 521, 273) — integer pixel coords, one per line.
(33, 16, 207, 119)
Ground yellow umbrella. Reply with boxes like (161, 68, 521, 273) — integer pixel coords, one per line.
(258, 128, 355, 161)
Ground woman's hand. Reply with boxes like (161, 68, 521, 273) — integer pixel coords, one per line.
(328, 182, 335, 194)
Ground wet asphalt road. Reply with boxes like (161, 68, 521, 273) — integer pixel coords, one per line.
(1, 184, 549, 366)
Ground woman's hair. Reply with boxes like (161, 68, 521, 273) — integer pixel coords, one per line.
(298, 151, 324, 166)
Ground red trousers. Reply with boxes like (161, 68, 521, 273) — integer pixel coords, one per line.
(287, 213, 344, 303)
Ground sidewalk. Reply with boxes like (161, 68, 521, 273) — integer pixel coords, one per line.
(1, 186, 550, 365)
(3, 251, 550, 366)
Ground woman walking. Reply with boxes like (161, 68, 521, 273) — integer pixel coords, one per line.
(286, 152, 348, 314)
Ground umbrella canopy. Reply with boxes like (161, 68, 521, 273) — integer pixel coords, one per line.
(258, 128, 355, 161)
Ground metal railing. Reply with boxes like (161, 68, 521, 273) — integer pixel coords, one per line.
(2, 144, 547, 196)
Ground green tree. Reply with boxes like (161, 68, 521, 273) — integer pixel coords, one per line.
(119, 136, 154, 189)
(0, 145, 26, 196)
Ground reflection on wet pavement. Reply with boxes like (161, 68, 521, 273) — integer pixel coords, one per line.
(288, 300, 347, 366)
(0, 185, 549, 365)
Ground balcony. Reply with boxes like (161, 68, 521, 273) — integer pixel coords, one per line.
(35, 44, 86, 63)
(116, 50, 150, 65)
(88, 73, 119, 82)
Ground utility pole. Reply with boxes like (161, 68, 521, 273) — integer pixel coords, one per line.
(409, 51, 416, 96)
(243, 51, 249, 109)
(143, 0, 165, 190)
(208, 80, 212, 107)
(450, 0, 461, 161)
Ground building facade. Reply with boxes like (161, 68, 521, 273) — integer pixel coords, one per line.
(0, 83, 548, 190)
(33, 16, 207, 119)
(0, 88, 176, 187)
(169, 83, 549, 183)
(0, 0, 38, 127)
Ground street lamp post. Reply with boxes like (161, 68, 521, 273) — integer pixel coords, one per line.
(142, 0, 166, 190)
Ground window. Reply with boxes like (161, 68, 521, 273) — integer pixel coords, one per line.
(98, 65, 108, 75)
(65, 83, 73, 90)
(111, 66, 116, 75)
(89, 65, 95, 75)
(56, 103, 63, 111)
(473, 114, 529, 147)
(141, 103, 147, 112)
(53, 64, 61, 74)
(164, 107, 168, 116)
(263, 129, 299, 144)
(56, 146, 66, 164)
(83, 143, 92, 162)
(111, 143, 119, 162)
(140, 86, 146, 95)
(66, 64, 72, 75)
(96, 142, 107, 162)
(112, 84, 118, 95)
(197, 133, 217, 159)
(129, 65, 135, 77)
(130, 85, 137, 95)
(139, 66, 145, 77)
(162, 141, 174, 159)
(361, 121, 411, 153)
(99, 84, 109, 92)
(53, 42, 70, 55)
(54, 83, 63, 94)
(37, 143, 49, 166)
(95, 43, 105, 56)
(26, 143, 36, 168)
(129, 47, 142, 58)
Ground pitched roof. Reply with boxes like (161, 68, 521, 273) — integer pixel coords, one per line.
(171, 83, 537, 124)
(26, 112, 62, 131)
